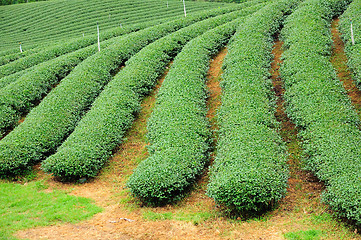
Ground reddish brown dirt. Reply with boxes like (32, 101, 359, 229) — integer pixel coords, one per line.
(331, 18, 361, 111)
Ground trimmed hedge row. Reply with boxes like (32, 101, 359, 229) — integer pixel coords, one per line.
(0, 40, 118, 137)
(0, 6, 241, 178)
(0, 21, 156, 78)
(126, 15, 254, 205)
(0, 48, 41, 66)
(339, 0, 361, 85)
(206, 0, 302, 213)
(279, 0, 361, 225)
(42, 3, 265, 181)
(1, 0, 227, 51)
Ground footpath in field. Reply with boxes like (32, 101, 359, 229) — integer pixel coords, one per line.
(331, 18, 361, 111)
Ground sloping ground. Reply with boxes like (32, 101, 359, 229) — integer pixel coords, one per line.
(0, 0, 230, 51)
(13, 45, 361, 240)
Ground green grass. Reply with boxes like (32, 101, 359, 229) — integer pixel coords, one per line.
(284, 230, 322, 240)
(0, 181, 102, 240)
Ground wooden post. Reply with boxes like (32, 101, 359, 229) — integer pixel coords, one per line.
(97, 22, 100, 52)
(19, 42, 23, 53)
(351, 20, 355, 45)
(182, 0, 186, 17)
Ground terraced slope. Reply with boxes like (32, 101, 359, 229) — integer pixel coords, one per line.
(0, 0, 231, 51)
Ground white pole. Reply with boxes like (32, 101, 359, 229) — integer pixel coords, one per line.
(167, 1, 168, 8)
(19, 42, 23, 53)
(351, 20, 355, 46)
(182, 0, 186, 17)
(83, 33, 84, 37)
(97, 22, 100, 52)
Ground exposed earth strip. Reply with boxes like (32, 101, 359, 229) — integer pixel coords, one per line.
(331, 18, 361, 112)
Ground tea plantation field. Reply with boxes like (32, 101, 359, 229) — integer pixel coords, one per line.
(1, 0, 361, 238)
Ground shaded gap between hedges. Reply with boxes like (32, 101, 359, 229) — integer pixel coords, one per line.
(271, 38, 325, 213)
(331, 18, 361, 113)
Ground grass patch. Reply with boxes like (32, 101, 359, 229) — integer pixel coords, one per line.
(142, 210, 214, 225)
(284, 229, 322, 240)
(143, 211, 174, 221)
(0, 181, 102, 240)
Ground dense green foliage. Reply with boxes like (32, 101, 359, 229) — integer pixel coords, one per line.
(0, 7, 238, 178)
(280, 0, 361, 225)
(0, 17, 186, 137)
(206, 0, 301, 213)
(42, 3, 263, 181)
(0, 41, 107, 137)
(0, 23, 154, 78)
(0, 181, 101, 239)
(339, 0, 361, 85)
(127, 7, 269, 205)
(0, 0, 229, 51)
(0, 0, 46, 6)
(0, 47, 41, 66)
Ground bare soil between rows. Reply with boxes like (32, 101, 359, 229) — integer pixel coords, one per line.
(331, 18, 361, 112)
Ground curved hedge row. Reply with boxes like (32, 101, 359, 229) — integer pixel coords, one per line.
(339, 0, 361, 86)
(126, 16, 252, 205)
(1, 0, 227, 51)
(42, 3, 265, 181)
(0, 21, 156, 78)
(0, 47, 42, 66)
(206, 0, 302, 213)
(0, 6, 240, 178)
(0, 39, 118, 137)
(279, 0, 361, 225)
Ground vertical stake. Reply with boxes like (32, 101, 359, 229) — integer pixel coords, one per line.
(19, 42, 23, 53)
(167, 1, 168, 8)
(351, 19, 355, 46)
(182, 0, 186, 17)
(97, 22, 100, 52)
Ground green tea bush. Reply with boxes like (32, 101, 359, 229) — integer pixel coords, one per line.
(126, 16, 247, 205)
(0, 6, 241, 178)
(0, 22, 152, 78)
(280, 0, 361, 225)
(42, 4, 264, 180)
(207, 0, 302, 213)
(0, 0, 229, 51)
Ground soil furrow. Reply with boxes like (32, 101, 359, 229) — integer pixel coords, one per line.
(331, 18, 361, 111)
(270, 38, 325, 222)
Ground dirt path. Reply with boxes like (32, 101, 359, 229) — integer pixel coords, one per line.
(331, 18, 361, 112)
(15, 46, 361, 240)
(270, 38, 325, 219)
